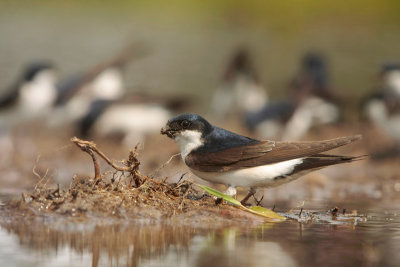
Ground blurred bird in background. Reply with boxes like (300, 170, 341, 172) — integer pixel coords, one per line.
(0, 61, 58, 125)
(210, 48, 269, 121)
(362, 63, 400, 158)
(246, 52, 341, 141)
(47, 43, 178, 146)
(76, 87, 195, 146)
(49, 45, 140, 127)
(76, 96, 173, 147)
(0, 61, 58, 165)
(0, 42, 193, 152)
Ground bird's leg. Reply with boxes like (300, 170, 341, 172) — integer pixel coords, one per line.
(225, 186, 237, 197)
(240, 187, 256, 206)
(253, 194, 264, 206)
(217, 185, 237, 205)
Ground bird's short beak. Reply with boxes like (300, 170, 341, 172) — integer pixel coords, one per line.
(160, 126, 176, 138)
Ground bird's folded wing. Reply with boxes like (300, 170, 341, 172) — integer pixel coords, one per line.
(0, 85, 19, 109)
(185, 135, 361, 172)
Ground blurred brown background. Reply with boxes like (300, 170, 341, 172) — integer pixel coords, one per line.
(1, 0, 400, 103)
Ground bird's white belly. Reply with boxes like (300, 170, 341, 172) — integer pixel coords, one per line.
(190, 158, 303, 188)
(90, 68, 124, 100)
(234, 77, 268, 113)
(282, 97, 339, 141)
(47, 97, 91, 127)
(365, 99, 400, 142)
(94, 104, 170, 133)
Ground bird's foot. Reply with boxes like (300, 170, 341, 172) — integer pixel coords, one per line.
(240, 200, 252, 207)
(253, 195, 264, 206)
(240, 188, 256, 206)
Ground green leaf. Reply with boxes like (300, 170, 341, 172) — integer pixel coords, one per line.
(247, 206, 286, 221)
(197, 184, 285, 222)
(197, 184, 241, 206)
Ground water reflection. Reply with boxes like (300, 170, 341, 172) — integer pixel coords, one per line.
(0, 220, 197, 267)
(1, 212, 400, 267)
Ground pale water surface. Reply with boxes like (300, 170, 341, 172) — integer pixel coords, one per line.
(1, 198, 399, 267)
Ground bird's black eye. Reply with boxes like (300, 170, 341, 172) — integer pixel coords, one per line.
(181, 120, 190, 128)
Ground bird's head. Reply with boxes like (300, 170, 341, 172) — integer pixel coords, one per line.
(161, 113, 213, 140)
(23, 61, 56, 82)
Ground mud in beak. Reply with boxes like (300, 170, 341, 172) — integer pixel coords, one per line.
(160, 126, 176, 138)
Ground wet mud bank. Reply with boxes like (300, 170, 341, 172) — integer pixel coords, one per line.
(1, 138, 367, 228)
(2, 137, 269, 226)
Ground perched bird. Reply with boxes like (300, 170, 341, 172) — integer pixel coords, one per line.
(247, 53, 341, 140)
(210, 48, 268, 120)
(0, 61, 57, 124)
(161, 113, 363, 205)
(362, 63, 400, 157)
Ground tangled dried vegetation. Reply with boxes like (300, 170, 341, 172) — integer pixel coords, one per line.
(3, 138, 367, 225)
(5, 137, 262, 223)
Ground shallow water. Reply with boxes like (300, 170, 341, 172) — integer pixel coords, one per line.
(1, 200, 399, 267)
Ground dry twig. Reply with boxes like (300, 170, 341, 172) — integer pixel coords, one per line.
(71, 137, 143, 187)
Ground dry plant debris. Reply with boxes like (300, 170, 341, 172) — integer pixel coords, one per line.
(2, 137, 367, 225)
(4, 138, 263, 223)
(283, 206, 367, 225)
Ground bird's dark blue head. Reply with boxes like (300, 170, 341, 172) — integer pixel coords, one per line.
(380, 63, 400, 76)
(161, 113, 259, 154)
(301, 52, 328, 89)
(224, 48, 258, 82)
(303, 53, 324, 70)
(22, 61, 54, 82)
(231, 49, 251, 73)
(161, 113, 213, 139)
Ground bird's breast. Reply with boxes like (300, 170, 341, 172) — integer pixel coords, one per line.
(174, 130, 203, 159)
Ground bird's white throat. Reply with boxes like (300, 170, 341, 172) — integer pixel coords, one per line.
(173, 130, 203, 159)
(19, 70, 57, 112)
(386, 70, 400, 95)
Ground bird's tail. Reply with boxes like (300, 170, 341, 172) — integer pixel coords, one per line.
(294, 154, 367, 173)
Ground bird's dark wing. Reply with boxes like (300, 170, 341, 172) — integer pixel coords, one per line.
(55, 73, 86, 106)
(245, 99, 296, 130)
(276, 154, 366, 179)
(0, 83, 20, 110)
(77, 100, 112, 137)
(185, 135, 361, 172)
(55, 43, 149, 106)
(116, 91, 194, 111)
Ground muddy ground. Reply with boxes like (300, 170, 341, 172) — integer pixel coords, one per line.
(1, 118, 398, 226)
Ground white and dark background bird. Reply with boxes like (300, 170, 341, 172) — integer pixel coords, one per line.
(362, 63, 400, 159)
